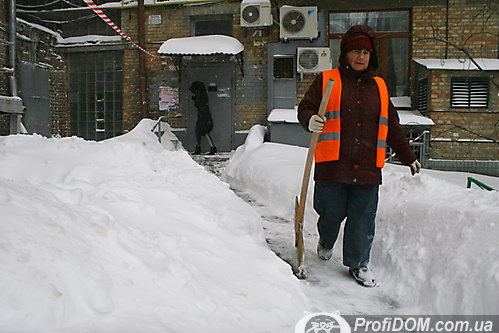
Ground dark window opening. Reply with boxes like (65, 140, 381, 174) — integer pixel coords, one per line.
(273, 56, 295, 79)
(418, 77, 428, 111)
(328, 10, 411, 97)
(192, 15, 233, 36)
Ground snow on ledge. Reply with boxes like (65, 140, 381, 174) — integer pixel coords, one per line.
(267, 104, 434, 126)
(267, 107, 299, 124)
(398, 110, 435, 126)
(158, 35, 244, 56)
(414, 58, 499, 71)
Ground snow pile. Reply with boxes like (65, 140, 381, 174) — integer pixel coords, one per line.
(224, 126, 499, 315)
(0, 120, 307, 332)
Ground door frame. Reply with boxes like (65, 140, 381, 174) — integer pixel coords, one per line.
(185, 63, 235, 152)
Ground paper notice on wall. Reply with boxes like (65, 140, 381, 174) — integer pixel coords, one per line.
(159, 86, 179, 111)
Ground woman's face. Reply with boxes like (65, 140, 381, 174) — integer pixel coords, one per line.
(346, 49, 370, 72)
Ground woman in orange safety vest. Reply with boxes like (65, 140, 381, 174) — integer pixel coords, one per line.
(298, 25, 421, 287)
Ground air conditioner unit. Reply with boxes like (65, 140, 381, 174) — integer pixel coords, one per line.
(280, 6, 318, 40)
(241, 1, 272, 27)
(297, 47, 331, 73)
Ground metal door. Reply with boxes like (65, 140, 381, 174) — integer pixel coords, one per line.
(19, 61, 51, 136)
(186, 64, 234, 153)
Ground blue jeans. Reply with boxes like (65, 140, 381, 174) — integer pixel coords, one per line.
(313, 182, 379, 269)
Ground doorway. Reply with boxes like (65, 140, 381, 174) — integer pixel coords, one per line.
(19, 61, 51, 137)
(186, 64, 235, 153)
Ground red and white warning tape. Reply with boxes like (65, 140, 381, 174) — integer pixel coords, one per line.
(83, 0, 158, 59)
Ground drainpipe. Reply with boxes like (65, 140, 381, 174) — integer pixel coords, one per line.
(138, 0, 148, 118)
(8, 0, 17, 97)
(445, 0, 449, 59)
(9, 0, 22, 134)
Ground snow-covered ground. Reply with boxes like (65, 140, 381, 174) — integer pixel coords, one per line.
(1, 120, 498, 332)
(224, 125, 499, 316)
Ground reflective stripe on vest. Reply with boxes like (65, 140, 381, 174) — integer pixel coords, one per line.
(315, 68, 390, 168)
(315, 68, 342, 164)
(373, 76, 389, 168)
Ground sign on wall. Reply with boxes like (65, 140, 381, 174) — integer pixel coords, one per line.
(159, 86, 179, 111)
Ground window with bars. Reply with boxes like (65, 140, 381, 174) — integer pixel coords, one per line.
(451, 77, 489, 109)
(418, 77, 428, 111)
(69, 51, 123, 141)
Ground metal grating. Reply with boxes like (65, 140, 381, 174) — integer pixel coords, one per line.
(451, 77, 489, 109)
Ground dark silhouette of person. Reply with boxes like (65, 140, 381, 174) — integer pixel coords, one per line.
(189, 81, 217, 155)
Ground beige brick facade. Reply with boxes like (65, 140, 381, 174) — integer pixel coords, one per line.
(3, 0, 498, 163)
(412, 0, 499, 161)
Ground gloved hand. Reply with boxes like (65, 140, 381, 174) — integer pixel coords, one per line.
(308, 114, 325, 133)
(410, 160, 421, 175)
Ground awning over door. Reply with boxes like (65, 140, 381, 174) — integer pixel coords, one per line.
(157, 34, 245, 76)
(157, 34, 244, 56)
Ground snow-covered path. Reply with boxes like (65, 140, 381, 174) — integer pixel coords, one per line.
(193, 153, 402, 315)
(222, 125, 499, 316)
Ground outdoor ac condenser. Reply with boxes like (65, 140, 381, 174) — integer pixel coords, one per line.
(297, 47, 332, 73)
(240, 1, 272, 27)
(280, 6, 318, 40)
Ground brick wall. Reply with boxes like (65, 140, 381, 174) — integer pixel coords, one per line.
(121, 2, 276, 133)
(412, 0, 499, 161)
(50, 62, 70, 137)
(122, 5, 191, 132)
(413, 0, 498, 59)
(414, 66, 499, 161)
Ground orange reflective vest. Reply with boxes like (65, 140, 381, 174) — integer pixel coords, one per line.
(315, 67, 389, 168)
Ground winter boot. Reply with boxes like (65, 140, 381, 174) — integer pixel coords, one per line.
(209, 146, 217, 155)
(317, 240, 332, 260)
(349, 266, 376, 287)
(193, 145, 201, 155)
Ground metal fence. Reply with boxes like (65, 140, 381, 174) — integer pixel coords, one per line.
(428, 159, 499, 177)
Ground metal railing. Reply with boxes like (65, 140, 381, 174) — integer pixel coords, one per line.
(467, 177, 497, 191)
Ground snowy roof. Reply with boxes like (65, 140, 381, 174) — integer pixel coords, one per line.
(267, 105, 434, 126)
(390, 96, 411, 109)
(157, 35, 244, 56)
(398, 110, 434, 126)
(241, 0, 270, 3)
(267, 107, 298, 123)
(57, 35, 123, 46)
(414, 58, 499, 71)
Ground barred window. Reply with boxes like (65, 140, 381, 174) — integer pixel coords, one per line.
(451, 77, 489, 109)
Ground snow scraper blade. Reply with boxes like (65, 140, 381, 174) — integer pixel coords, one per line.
(294, 79, 334, 280)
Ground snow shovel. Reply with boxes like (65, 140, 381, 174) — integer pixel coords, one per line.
(294, 79, 334, 279)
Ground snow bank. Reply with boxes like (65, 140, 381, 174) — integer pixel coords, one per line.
(377, 165, 499, 314)
(0, 119, 307, 332)
(224, 126, 499, 315)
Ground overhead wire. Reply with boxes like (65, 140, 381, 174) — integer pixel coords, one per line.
(16, 0, 80, 10)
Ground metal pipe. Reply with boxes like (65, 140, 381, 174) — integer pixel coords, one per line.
(138, 0, 148, 118)
(9, 0, 17, 97)
(8, 0, 23, 134)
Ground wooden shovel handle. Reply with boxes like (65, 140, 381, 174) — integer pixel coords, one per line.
(296, 79, 335, 222)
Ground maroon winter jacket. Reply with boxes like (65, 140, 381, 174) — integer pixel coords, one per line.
(298, 27, 416, 185)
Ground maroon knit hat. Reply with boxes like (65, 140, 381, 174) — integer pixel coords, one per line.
(343, 32, 372, 54)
